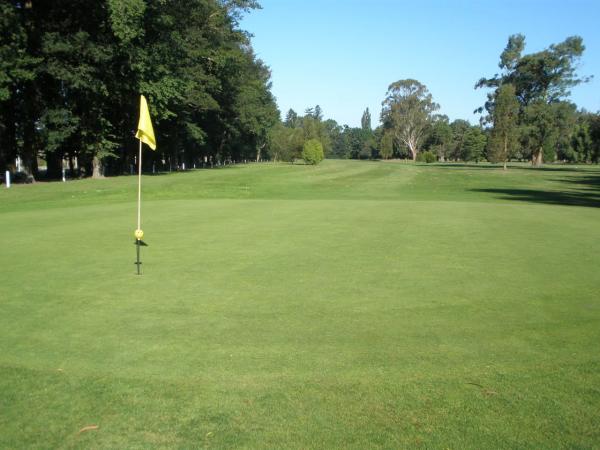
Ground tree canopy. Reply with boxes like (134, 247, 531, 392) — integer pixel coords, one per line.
(0, 0, 278, 179)
(476, 34, 591, 166)
(381, 79, 439, 161)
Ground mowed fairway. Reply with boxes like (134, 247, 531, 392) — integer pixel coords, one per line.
(1, 160, 599, 448)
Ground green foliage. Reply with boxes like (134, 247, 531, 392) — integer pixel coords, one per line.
(478, 34, 589, 108)
(268, 123, 303, 162)
(379, 131, 394, 160)
(477, 34, 590, 166)
(0, 2, 41, 172)
(568, 119, 592, 162)
(588, 114, 600, 163)
(284, 109, 300, 128)
(0, 3, 38, 101)
(519, 101, 576, 164)
(448, 119, 471, 161)
(488, 83, 520, 165)
(416, 150, 436, 163)
(462, 127, 487, 162)
(0, 0, 275, 177)
(338, 126, 372, 160)
(423, 115, 452, 161)
(107, 0, 146, 44)
(361, 107, 372, 131)
(302, 115, 331, 155)
(420, 118, 489, 163)
(301, 138, 324, 165)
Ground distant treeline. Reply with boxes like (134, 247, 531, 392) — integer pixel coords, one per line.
(269, 105, 493, 163)
(271, 35, 600, 167)
(1, 2, 599, 181)
(0, 0, 278, 180)
(272, 103, 600, 166)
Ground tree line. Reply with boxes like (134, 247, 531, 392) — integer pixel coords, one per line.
(270, 102, 490, 164)
(2, 1, 599, 182)
(0, 0, 278, 180)
(269, 35, 599, 166)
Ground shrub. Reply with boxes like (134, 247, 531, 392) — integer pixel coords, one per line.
(302, 139, 324, 165)
(417, 151, 436, 163)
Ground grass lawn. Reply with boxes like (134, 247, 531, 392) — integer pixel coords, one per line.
(1, 160, 599, 448)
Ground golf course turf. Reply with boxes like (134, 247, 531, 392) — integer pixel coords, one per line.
(1, 160, 599, 448)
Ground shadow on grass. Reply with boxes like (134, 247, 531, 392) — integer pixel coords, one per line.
(512, 165, 600, 174)
(427, 163, 600, 174)
(553, 175, 600, 189)
(471, 187, 600, 208)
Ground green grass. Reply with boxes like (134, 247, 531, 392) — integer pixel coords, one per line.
(1, 160, 599, 448)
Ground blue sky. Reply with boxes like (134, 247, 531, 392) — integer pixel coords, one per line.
(240, 0, 600, 128)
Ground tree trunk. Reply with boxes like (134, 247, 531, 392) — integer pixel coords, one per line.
(503, 136, 508, 170)
(45, 151, 63, 179)
(21, 77, 40, 181)
(409, 145, 417, 161)
(68, 155, 75, 177)
(0, 98, 17, 174)
(217, 130, 227, 162)
(92, 156, 104, 178)
(532, 147, 543, 167)
(21, 116, 37, 181)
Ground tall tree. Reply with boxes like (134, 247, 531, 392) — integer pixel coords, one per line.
(0, 0, 276, 178)
(519, 100, 577, 165)
(322, 119, 342, 158)
(462, 127, 487, 162)
(476, 34, 590, 166)
(381, 79, 439, 160)
(379, 130, 394, 160)
(268, 123, 302, 162)
(424, 115, 452, 162)
(313, 104, 323, 121)
(569, 116, 592, 162)
(449, 119, 470, 161)
(284, 108, 300, 128)
(361, 107, 372, 131)
(0, 2, 39, 174)
(589, 113, 600, 163)
(487, 83, 520, 169)
(301, 110, 332, 155)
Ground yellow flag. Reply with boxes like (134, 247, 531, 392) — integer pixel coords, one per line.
(135, 95, 156, 150)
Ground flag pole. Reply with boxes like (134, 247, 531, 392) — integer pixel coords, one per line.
(137, 138, 142, 232)
(136, 139, 143, 275)
(134, 94, 155, 275)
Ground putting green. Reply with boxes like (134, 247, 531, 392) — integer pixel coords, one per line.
(1, 160, 599, 448)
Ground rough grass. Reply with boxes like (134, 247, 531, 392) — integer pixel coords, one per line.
(1, 160, 599, 448)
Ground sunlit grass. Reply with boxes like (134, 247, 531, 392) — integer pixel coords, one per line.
(1, 160, 599, 448)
